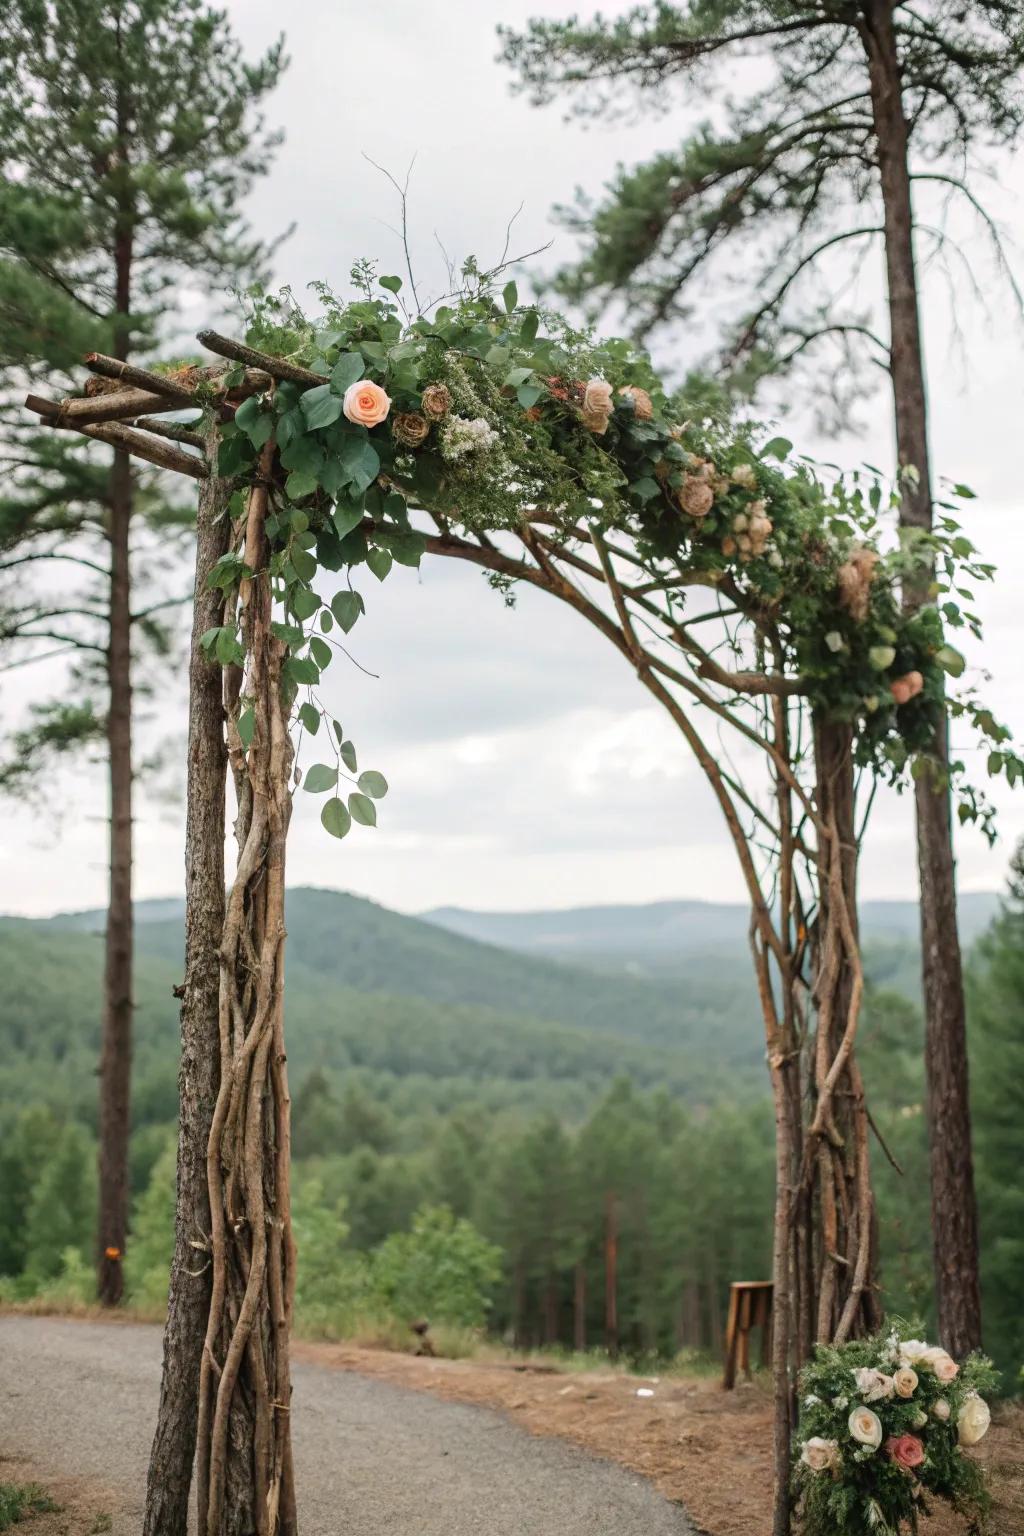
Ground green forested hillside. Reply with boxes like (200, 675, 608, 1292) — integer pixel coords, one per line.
(0, 887, 763, 1138)
(3, 880, 1021, 1381)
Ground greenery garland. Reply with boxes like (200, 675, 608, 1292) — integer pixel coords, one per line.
(197, 263, 1020, 840)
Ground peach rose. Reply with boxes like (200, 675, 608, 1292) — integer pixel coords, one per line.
(885, 1434, 925, 1471)
(343, 379, 391, 427)
(921, 1347, 958, 1384)
(800, 1437, 840, 1473)
(890, 670, 924, 706)
(893, 1367, 919, 1399)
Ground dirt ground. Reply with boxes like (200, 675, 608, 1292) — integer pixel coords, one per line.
(0, 1456, 116, 1534)
(294, 1341, 1024, 1536)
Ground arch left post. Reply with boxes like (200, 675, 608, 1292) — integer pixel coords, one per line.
(143, 419, 232, 1536)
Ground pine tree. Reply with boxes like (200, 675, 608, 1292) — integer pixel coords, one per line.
(0, 0, 285, 1309)
(500, 0, 1024, 1359)
(968, 841, 1024, 1380)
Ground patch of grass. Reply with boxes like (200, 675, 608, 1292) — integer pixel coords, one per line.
(89, 1516, 112, 1533)
(0, 1483, 60, 1530)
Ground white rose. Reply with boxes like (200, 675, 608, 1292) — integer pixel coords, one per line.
(932, 1398, 951, 1422)
(800, 1436, 840, 1473)
(898, 1339, 931, 1366)
(853, 1368, 895, 1402)
(958, 1394, 991, 1447)
(911, 1409, 928, 1429)
(921, 1347, 959, 1384)
(849, 1406, 883, 1450)
(893, 1367, 918, 1399)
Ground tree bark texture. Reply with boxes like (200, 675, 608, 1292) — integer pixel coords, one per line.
(97, 439, 133, 1309)
(143, 435, 232, 1536)
(97, 56, 136, 1309)
(862, 0, 982, 1356)
(195, 451, 297, 1536)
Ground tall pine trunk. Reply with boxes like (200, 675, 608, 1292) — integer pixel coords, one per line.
(862, 0, 982, 1357)
(143, 432, 231, 1536)
(97, 171, 135, 1306)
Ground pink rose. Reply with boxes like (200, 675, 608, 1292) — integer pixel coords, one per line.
(343, 379, 391, 428)
(885, 1434, 925, 1471)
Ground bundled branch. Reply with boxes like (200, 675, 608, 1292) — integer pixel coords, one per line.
(195, 440, 296, 1536)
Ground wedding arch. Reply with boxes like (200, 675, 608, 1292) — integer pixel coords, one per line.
(25, 269, 1007, 1536)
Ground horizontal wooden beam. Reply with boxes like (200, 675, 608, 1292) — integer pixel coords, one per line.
(196, 329, 325, 389)
(37, 413, 208, 480)
(132, 416, 206, 449)
(67, 388, 185, 425)
(84, 353, 197, 402)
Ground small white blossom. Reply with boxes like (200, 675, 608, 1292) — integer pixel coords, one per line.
(440, 415, 500, 462)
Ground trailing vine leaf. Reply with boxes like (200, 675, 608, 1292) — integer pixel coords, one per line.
(302, 764, 338, 793)
(357, 770, 388, 798)
(321, 797, 351, 838)
(348, 792, 376, 826)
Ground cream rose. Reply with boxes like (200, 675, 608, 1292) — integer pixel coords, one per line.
(800, 1437, 840, 1473)
(921, 1348, 959, 1384)
(958, 1394, 991, 1446)
(893, 1367, 919, 1399)
(899, 1339, 932, 1366)
(854, 1368, 895, 1402)
(342, 379, 391, 428)
(849, 1406, 883, 1450)
(932, 1398, 951, 1422)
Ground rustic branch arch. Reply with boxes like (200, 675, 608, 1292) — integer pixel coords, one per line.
(25, 283, 991, 1535)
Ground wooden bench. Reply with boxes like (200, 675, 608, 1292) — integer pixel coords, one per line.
(722, 1280, 773, 1388)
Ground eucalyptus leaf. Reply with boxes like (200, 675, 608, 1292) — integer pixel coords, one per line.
(321, 797, 351, 839)
(358, 770, 388, 799)
(303, 763, 338, 793)
(348, 792, 376, 827)
(300, 383, 344, 430)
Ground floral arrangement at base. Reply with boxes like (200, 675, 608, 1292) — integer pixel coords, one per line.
(793, 1322, 997, 1536)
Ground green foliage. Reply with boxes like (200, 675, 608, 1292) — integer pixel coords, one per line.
(0, 0, 285, 783)
(969, 840, 1024, 1384)
(499, 4, 1024, 414)
(372, 1205, 502, 1329)
(0, 1483, 59, 1529)
(123, 1138, 177, 1310)
(217, 281, 1018, 832)
(22, 1122, 96, 1285)
(794, 1322, 996, 1536)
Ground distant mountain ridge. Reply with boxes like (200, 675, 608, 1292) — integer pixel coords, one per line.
(421, 893, 1000, 974)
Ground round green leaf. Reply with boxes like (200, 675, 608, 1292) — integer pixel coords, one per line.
(321, 798, 351, 839)
(348, 792, 376, 827)
(357, 770, 388, 799)
(303, 763, 338, 793)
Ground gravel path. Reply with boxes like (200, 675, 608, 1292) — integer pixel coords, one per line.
(0, 1316, 693, 1534)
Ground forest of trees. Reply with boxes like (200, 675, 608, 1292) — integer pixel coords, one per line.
(2, 861, 1022, 1382)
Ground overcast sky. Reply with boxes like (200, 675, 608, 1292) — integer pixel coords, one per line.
(3, 0, 1023, 918)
